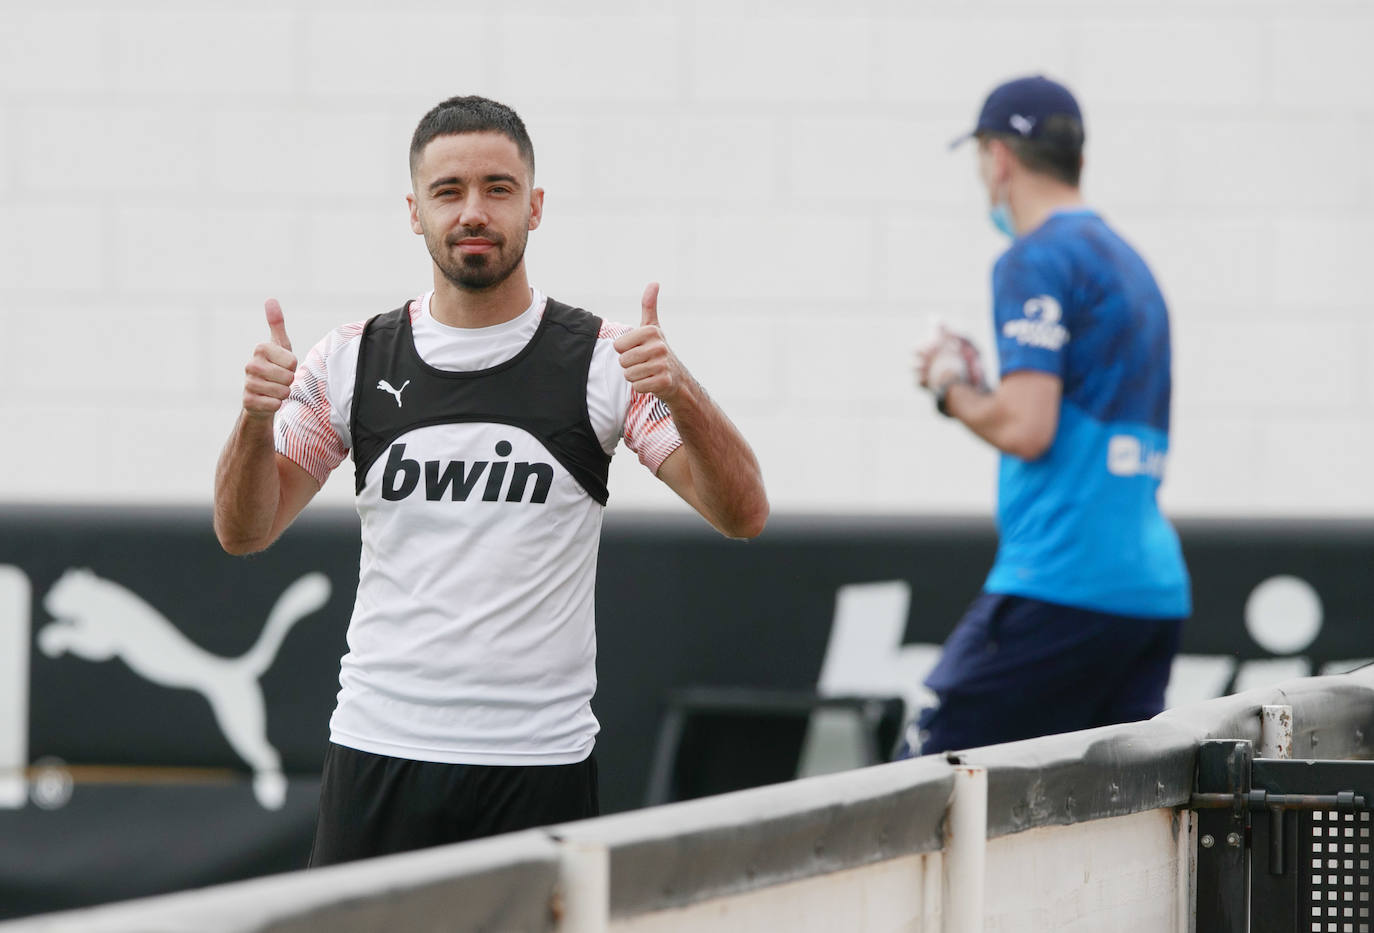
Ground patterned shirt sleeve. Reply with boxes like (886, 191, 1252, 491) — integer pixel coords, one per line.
(598, 321, 684, 473)
(992, 243, 1073, 379)
(273, 322, 363, 484)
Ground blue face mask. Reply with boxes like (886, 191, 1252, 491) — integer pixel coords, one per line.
(989, 201, 1016, 239)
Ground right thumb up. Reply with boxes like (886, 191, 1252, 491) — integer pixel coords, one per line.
(265, 298, 292, 352)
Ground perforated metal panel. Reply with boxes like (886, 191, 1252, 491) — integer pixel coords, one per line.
(1196, 747, 1374, 933)
(1305, 809, 1372, 933)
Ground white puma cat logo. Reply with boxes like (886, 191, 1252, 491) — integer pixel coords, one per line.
(37, 569, 331, 810)
(377, 379, 410, 408)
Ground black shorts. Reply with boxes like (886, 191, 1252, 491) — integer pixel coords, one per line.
(307, 742, 599, 867)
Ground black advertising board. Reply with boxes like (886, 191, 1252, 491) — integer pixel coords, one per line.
(0, 507, 1370, 918)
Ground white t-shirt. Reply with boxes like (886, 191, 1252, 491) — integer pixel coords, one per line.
(274, 288, 682, 765)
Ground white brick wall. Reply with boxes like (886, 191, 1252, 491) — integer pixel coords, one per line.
(0, 2, 1370, 517)
(115, 12, 299, 95)
(0, 12, 109, 94)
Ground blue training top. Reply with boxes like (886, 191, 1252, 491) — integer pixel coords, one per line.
(982, 209, 1191, 619)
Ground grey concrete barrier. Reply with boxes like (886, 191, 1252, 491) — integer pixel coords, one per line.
(551, 753, 954, 919)
(5, 667, 1373, 932)
(0, 829, 562, 933)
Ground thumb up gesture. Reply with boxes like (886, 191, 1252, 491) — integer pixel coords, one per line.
(242, 298, 298, 419)
(613, 283, 690, 404)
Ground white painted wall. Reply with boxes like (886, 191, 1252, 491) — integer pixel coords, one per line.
(0, 1, 1370, 517)
(611, 853, 942, 933)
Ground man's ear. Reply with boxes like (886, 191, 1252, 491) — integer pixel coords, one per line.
(988, 138, 1015, 184)
(528, 187, 544, 231)
(406, 193, 422, 235)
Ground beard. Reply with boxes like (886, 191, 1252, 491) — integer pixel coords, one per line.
(424, 222, 529, 292)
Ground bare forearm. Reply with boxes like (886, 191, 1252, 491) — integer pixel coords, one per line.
(213, 413, 283, 554)
(945, 383, 1008, 446)
(944, 379, 1056, 461)
(613, 282, 767, 537)
(664, 379, 768, 539)
(216, 298, 320, 553)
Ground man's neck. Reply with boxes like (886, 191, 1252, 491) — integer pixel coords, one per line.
(1011, 181, 1086, 238)
(428, 266, 533, 329)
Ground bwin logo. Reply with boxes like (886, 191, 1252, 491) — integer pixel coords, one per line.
(35, 569, 331, 810)
(382, 441, 555, 504)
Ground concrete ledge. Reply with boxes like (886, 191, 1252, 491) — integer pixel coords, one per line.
(0, 830, 562, 933)
(551, 754, 954, 919)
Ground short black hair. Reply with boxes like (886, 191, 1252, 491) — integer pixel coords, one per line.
(409, 95, 535, 179)
(981, 114, 1084, 187)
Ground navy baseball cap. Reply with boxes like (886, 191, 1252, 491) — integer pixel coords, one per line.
(950, 75, 1084, 149)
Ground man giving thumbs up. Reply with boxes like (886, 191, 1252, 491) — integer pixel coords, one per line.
(212, 95, 767, 866)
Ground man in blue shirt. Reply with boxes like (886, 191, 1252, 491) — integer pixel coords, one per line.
(908, 75, 1191, 755)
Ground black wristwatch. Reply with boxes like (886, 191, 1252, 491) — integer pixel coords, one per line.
(934, 384, 954, 418)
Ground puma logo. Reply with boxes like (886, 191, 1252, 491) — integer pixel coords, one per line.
(377, 379, 410, 408)
(37, 569, 331, 810)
